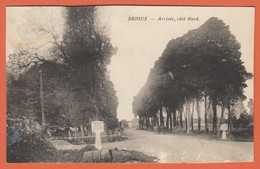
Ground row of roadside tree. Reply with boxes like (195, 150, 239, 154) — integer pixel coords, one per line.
(132, 17, 253, 134)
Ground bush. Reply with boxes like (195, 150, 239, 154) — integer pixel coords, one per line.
(232, 113, 253, 129)
(7, 133, 55, 162)
(7, 118, 55, 162)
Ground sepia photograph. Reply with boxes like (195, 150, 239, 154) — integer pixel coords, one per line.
(6, 6, 254, 163)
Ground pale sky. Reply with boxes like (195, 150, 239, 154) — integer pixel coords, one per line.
(6, 6, 255, 121)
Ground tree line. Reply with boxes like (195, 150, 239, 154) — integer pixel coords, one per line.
(132, 17, 252, 134)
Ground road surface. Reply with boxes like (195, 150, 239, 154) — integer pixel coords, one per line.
(102, 128, 254, 163)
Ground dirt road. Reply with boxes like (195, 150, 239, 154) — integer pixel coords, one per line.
(102, 128, 254, 163)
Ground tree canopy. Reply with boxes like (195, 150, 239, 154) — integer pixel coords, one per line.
(7, 6, 118, 130)
(133, 17, 252, 133)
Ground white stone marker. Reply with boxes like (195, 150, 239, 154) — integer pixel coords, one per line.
(91, 121, 104, 150)
(220, 123, 228, 140)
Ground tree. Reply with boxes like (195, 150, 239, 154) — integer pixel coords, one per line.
(133, 17, 252, 135)
(247, 99, 253, 115)
(7, 6, 119, 133)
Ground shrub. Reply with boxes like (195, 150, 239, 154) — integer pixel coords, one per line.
(7, 133, 55, 162)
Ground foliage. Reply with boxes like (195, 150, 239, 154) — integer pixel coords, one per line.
(232, 112, 253, 129)
(7, 6, 118, 132)
(133, 17, 252, 133)
(7, 129, 53, 162)
(247, 99, 253, 115)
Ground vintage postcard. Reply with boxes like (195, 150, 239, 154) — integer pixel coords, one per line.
(0, 1, 259, 169)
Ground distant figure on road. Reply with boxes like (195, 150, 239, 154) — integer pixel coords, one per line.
(119, 122, 124, 132)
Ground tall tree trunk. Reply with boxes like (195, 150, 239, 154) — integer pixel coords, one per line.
(160, 108, 163, 128)
(191, 102, 194, 131)
(156, 114, 160, 133)
(144, 116, 146, 129)
(196, 98, 201, 132)
(220, 105, 225, 125)
(176, 111, 179, 126)
(148, 116, 151, 129)
(147, 117, 151, 129)
(170, 111, 172, 130)
(143, 116, 145, 129)
(140, 116, 142, 129)
(186, 103, 191, 134)
(146, 116, 148, 129)
(185, 116, 187, 131)
(39, 70, 46, 128)
(139, 115, 142, 129)
(180, 108, 183, 128)
(182, 104, 187, 131)
(142, 116, 145, 129)
(212, 96, 218, 133)
(228, 104, 232, 133)
(184, 105, 187, 131)
(148, 116, 150, 129)
(166, 108, 170, 130)
(221, 93, 230, 125)
(204, 96, 208, 132)
(151, 116, 154, 130)
(173, 110, 177, 127)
